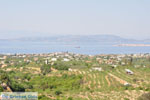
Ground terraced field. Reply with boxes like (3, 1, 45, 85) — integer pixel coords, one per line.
(6, 65, 149, 100)
(65, 67, 150, 100)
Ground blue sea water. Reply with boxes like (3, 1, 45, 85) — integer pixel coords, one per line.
(0, 41, 150, 55)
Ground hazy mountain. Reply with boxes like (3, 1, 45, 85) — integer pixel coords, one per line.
(1, 35, 149, 44)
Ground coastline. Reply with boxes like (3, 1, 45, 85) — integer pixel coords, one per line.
(113, 44, 150, 47)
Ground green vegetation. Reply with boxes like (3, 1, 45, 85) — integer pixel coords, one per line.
(53, 62, 69, 70)
(30, 74, 82, 92)
(0, 53, 150, 99)
(41, 64, 51, 75)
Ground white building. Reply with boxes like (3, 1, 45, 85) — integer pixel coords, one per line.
(63, 58, 70, 62)
(68, 68, 77, 71)
(51, 58, 57, 61)
(92, 67, 102, 71)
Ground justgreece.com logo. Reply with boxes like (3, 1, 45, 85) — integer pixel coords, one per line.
(0, 92, 38, 100)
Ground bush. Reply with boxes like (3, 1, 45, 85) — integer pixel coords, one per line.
(62, 74, 68, 79)
(0, 86, 4, 92)
(0, 71, 11, 85)
(55, 90, 62, 96)
(145, 88, 150, 91)
(40, 64, 51, 75)
(23, 74, 31, 81)
(138, 87, 144, 90)
(68, 97, 73, 100)
(38, 95, 51, 100)
(10, 82, 25, 92)
(86, 87, 90, 91)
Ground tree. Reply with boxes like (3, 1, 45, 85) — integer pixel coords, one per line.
(0, 71, 10, 85)
(23, 74, 31, 81)
(129, 57, 133, 65)
(40, 64, 51, 75)
(68, 97, 73, 100)
(10, 82, 25, 92)
(0, 86, 3, 92)
(55, 90, 62, 96)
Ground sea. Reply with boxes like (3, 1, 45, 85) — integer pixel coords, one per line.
(0, 41, 150, 55)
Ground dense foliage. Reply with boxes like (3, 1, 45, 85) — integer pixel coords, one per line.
(53, 62, 69, 70)
(30, 74, 82, 92)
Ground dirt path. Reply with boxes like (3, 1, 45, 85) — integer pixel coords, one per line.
(96, 73, 101, 88)
(108, 73, 128, 85)
(79, 95, 90, 100)
(73, 70, 78, 75)
(82, 71, 86, 75)
(78, 71, 82, 74)
(98, 81, 101, 88)
(105, 75, 111, 86)
(88, 74, 93, 79)
(45, 94, 56, 100)
(109, 73, 139, 87)
(88, 81, 92, 89)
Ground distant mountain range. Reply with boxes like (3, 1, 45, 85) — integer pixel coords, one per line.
(1, 35, 150, 45)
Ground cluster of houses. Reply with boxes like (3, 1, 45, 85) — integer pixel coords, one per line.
(0, 53, 150, 71)
(95, 53, 150, 68)
(0, 52, 88, 68)
(0, 55, 8, 68)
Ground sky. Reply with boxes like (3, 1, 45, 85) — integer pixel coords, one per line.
(0, 0, 150, 39)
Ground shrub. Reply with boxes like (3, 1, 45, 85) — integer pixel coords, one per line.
(145, 88, 150, 91)
(55, 90, 62, 96)
(40, 64, 51, 75)
(68, 97, 73, 100)
(10, 82, 25, 92)
(62, 74, 68, 79)
(0, 71, 11, 85)
(0, 86, 4, 92)
(38, 95, 50, 100)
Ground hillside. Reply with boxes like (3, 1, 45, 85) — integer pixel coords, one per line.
(4, 35, 147, 44)
(0, 53, 150, 100)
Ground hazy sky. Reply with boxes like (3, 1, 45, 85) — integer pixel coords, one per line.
(0, 0, 150, 39)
